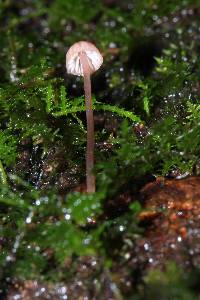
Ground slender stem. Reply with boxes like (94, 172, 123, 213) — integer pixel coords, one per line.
(79, 52, 95, 193)
(0, 160, 7, 185)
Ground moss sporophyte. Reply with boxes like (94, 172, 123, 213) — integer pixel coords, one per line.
(66, 41, 103, 193)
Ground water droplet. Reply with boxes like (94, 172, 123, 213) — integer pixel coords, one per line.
(170, 243, 176, 249)
(144, 243, 149, 251)
(10, 56, 18, 83)
(35, 199, 41, 206)
(109, 42, 117, 49)
(119, 225, 125, 232)
(26, 211, 34, 224)
(83, 238, 91, 245)
(64, 214, 71, 220)
(6, 255, 15, 262)
(58, 286, 67, 294)
(177, 236, 182, 242)
(149, 257, 154, 263)
(13, 295, 21, 300)
(124, 253, 130, 260)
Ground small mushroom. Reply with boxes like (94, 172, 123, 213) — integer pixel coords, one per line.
(66, 41, 103, 193)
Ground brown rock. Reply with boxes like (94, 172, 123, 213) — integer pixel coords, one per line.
(135, 176, 200, 270)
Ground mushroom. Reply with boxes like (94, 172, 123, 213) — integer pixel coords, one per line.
(66, 41, 103, 193)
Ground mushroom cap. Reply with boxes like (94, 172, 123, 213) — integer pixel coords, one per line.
(66, 41, 103, 76)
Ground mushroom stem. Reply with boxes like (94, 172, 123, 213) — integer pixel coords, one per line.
(79, 52, 95, 193)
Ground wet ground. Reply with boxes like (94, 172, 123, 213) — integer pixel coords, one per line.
(5, 176, 200, 299)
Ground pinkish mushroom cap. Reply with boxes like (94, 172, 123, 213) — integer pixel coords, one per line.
(66, 41, 103, 76)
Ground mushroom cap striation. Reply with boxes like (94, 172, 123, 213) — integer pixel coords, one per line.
(66, 41, 103, 76)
